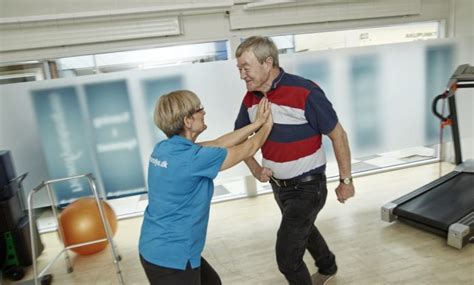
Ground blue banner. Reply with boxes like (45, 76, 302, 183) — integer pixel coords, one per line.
(141, 76, 184, 143)
(350, 55, 380, 152)
(84, 80, 145, 198)
(425, 45, 454, 143)
(31, 87, 96, 204)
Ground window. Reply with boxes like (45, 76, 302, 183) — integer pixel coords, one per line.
(0, 40, 229, 83)
(57, 40, 229, 77)
(0, 62, 45, 84)
(271, 21, 441, 53)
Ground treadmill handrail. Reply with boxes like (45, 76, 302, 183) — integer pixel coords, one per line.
(446, 64, 474, 97)
(433, 64, 473, 165)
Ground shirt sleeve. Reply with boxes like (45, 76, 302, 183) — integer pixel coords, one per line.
(305, 86, 339, 135)
(234, 102, 251, 130)
(190, 146, 227, 179)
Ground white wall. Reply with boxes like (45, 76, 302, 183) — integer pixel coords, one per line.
(452, 0, 474, 160)
(0, 0, 458, 63)
(2, 36, 471, 207)
(1, 0, 472, 160)
(1, 0, 472, 206)
(452, 0, 474, 37)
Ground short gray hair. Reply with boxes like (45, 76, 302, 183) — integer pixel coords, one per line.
(235, 36, 279, 67)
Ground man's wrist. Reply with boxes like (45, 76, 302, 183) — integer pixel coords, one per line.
(250, 165, 260, 177)
(339, 177, 353, 185)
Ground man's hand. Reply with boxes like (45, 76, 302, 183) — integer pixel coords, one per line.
(335, 183, 355, 203)
(254, 166, 273, 182)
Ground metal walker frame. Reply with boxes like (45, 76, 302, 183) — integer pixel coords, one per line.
(27, 173, 124, 285)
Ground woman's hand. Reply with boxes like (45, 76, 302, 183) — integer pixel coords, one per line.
(263, 106, 273, 129)
(254, 98, 270, 127)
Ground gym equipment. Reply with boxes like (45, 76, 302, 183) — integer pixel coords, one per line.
(0, 175, 25, 233)
(1, 150, 46, 283)
(0, 150, 17, 188)
(27, 173, 124, 285)
(60, 198, 118, 255)
(381, 64, 474, 249)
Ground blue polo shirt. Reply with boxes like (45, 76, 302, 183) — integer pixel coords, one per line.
(139, 135, 227, 270)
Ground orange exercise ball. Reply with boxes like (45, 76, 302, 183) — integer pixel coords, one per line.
(59, 198, 118, 255)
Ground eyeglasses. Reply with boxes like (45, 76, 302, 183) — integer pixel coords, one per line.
(193, 105, 204, 114)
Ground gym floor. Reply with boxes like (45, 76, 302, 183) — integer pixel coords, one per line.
(6, 162, 474, 285)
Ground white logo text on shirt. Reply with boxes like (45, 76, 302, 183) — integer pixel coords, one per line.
(150, 157, 168, 168)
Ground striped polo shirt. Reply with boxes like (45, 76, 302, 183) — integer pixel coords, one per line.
(234, 68, 338, 179)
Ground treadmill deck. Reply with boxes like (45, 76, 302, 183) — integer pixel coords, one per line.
(394, 172, 474, 231)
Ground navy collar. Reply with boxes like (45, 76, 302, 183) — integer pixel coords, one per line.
(252, 67, 285, 98)
(271, 67, 285, 90)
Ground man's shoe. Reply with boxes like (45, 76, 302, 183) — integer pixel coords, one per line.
(311, 272, 336, 285)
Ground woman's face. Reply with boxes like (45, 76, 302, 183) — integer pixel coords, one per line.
(190, 105, 207, 134)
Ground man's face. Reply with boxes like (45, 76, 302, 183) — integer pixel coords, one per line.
(236, 50, 272, 92)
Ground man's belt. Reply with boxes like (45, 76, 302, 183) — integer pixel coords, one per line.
(270, 173, 325, 188)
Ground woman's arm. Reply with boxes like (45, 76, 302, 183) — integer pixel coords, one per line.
(199, 99, 270, 148)
(220, 112, 272, 171)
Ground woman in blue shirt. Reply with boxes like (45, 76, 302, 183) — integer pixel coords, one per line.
(139, 90, 272, 284)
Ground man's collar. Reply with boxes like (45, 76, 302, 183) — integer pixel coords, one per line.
(270, 67, 285, 90)
(252, 67, 285, 98)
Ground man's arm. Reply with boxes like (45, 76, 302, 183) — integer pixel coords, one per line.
(327, 122, 355, 203)
(244, 157, 273, 182)
(327, 122, 351, 179)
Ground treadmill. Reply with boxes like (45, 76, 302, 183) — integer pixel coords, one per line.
(382, 64, 474, 249)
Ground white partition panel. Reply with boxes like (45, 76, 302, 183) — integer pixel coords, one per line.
(1, 36, 472, 208)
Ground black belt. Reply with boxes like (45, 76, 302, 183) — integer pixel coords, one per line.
(270, 173, 325, 188)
